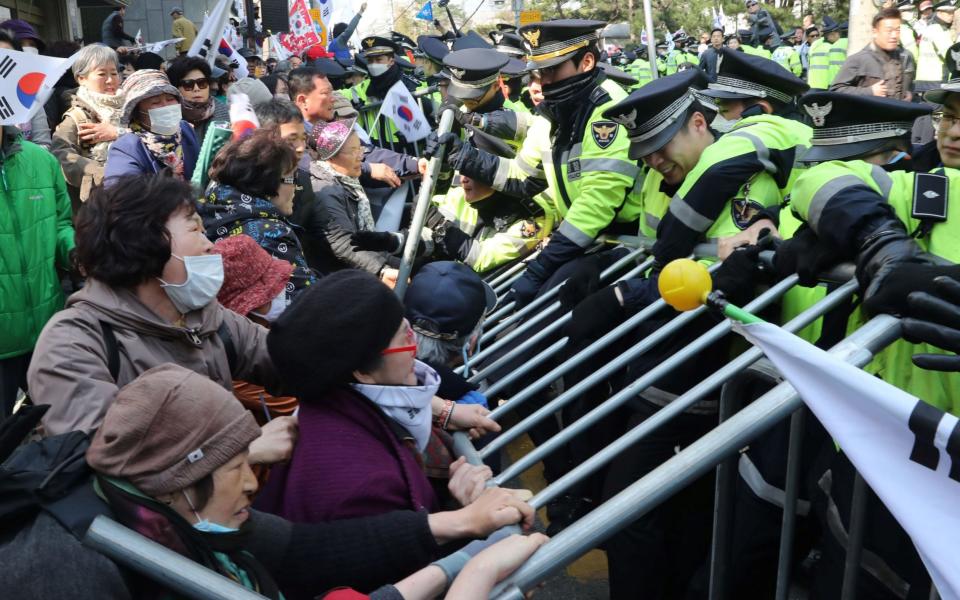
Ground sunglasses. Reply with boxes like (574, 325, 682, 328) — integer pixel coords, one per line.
(381, 321, 417, 356)
(179, 78, 210, 91)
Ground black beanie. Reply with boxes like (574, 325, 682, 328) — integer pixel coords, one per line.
(267, 270, 405, 397)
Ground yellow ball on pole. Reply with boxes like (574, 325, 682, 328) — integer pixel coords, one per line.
(657, 259, 713, 311)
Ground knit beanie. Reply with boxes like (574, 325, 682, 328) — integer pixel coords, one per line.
(86, 364, 262, 496)
(268, 270, 404, 397)
(215, 235, 294, 316)
(119, 69, 180, 126)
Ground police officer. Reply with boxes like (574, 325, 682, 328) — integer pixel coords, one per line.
(916, 0, 955, 88)
(443, 48, 511, 114)
(495, 19, 639, 309)
(827, 19, 849, 83)
(807, 18, 834, 89)
(778, 90, 947, 600)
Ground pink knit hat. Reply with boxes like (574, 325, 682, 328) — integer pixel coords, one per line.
(215, 235, 294, 317)
(310, 119, 354, 160)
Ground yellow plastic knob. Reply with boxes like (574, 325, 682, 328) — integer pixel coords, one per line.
(658, 258, 713, 312)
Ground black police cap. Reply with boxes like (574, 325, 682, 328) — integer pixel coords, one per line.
(443, 48, 509, 101)
(700, 46, 808, 103)
(496, 23, 518, 33)
(360, 35, 399, 57)
(799, 91, 931, 163)
(452, 31, 493, 51)
(418, 35, 450, 64)
(391, 31, 416, 49)
(489, 31, 526, 58)
(501, 56, 528, 78)
(926, 41, 960, 103)
(518, 19, 605, 69)
(405, 261, 497, 339)
(310, 58, 347, 78)
(598, 62, 638, 87)
(602, 69, 709, 159)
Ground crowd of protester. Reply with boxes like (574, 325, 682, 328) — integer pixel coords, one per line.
(3, 1, 960, 598)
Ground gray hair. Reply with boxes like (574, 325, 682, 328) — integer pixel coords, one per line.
(72, 44, 119, 78)
(414, 318, 485, 367)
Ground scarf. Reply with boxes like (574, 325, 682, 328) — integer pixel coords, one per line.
(316, 159, 376, 231)
(182, 97, 216, 124)
(540, 68, 602, 126)
(130, 121, 185, 179)
(76, 85, 125, 162)
(95, 476, 283, 600)
(366, 63, 403, 101)
(350, 360, 441, 452)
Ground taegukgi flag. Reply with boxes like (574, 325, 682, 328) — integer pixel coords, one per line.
(188, 0, 234, 66)
(0, 48, 76, 125)
(377, 81, 431, 142)
(735, 320, 960, 600)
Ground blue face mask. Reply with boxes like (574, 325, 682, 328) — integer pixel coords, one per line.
(183, 490, 239, 534)
(887, 151, 908, 165)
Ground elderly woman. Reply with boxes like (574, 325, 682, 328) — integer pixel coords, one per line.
(2, 364, 539, 599)
(164, 55, 230, 147)
(199, 128, 317, 304)
(255, 270, 512, 533)
(104, 69, 199, 181)
(311, 120, 401, 286)
(26, 175, 281, 442)
(51, 43, 123, 207)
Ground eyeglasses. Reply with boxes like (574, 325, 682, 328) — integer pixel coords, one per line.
(932, 112, 960, 130)
(381, 321, 417, 356)
(179, 78, 210, 91)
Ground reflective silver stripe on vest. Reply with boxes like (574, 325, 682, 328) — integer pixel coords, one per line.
(818, 470, 911, 599)
(645, 212, 661, 233)
(728, 129, 777, 175)
(558, 220, 595, 248)
(807, 174, 865, 233)
(493, 157, 512, 190)
(515, 155, 545, 178)
(869, 164, 894, 200)
(464, 240, 481, 267)
(578, 158, 641, 179)
(738, 454, 811, 516)
(669, 195, 716, 233)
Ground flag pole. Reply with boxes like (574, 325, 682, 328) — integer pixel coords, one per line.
(642, 0, 658, 80)
(394, 107, 456, 299)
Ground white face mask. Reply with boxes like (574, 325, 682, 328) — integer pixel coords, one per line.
(251, 289, 287, 322)
(22, 46, 38, 55)
(147, 103, 183, 135)
(351, 360, 440, 451)
(158, 254, 224, 314)
(367, 62, 390, 77)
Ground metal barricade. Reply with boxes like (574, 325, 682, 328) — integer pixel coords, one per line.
(488, 314, 903, 599)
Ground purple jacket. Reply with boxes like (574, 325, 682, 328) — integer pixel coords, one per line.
(255, 386, 438, 523)
(104, 121, 199, 183)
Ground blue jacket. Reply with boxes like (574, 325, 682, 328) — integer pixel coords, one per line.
(104, 122, 199, 184)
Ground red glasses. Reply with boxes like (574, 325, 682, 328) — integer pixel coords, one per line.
(381, 321, 417, 356)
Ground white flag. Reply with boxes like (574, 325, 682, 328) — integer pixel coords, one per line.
(735, 321, 960, 600)
(143, 38, 185, 54)
(0, 49, 76, 126)
(134, 29, 144, 45)
(377, 81, 431, 142)
(189, 0, 233, 66)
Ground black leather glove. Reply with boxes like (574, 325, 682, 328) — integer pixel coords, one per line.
(434, 221, 473, 260)
(559, 255, 605, 312)
(773, 224, 842, 287)
(351, 231, 402, 253)
(862, 263, 960, 317)
(424, 131, 462, 161)
(712, 244, 764, 306)
(441, 103, 482, 128)
(902, 274, 960, 372)
(563, 287, 626, 345)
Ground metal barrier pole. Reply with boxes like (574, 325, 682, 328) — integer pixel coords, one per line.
(452, 430, 485, 466)
(394, 108, 456, 299)
(841, 473, 869, 600)
(476, 247, 647, 348)
(482, 337, 569, 400)
(486, 260, 528, 289)
(483, 272, 791, 473)
(528, 278, 859, 509)
(84, 516, 268, 600)
(775, 406, 807, 600)
(709, 379, 744, 600)
(493, 271, 526, 298)
(490, 315, 903, 599)
(469, 259, 653, 383)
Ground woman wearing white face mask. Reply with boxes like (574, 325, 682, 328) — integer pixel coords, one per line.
(214, 234, 300, 424)
(27, 175, 289, 458)
(105, 69, 200, 182)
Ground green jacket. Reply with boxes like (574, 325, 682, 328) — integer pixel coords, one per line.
(790, 160, 960, 413)
(0, 128, 75, 359)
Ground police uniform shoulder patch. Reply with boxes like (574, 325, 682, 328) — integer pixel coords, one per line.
(912, 172, 949, 222)
(591, 120, 619, 149)
(731, 197, 765, 230)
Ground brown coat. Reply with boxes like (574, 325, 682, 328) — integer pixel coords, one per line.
(51, 98, 107, 208)
(27, 278, 279, 436)
(829, 43, 916, 100)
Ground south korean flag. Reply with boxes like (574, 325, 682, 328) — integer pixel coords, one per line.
(0, 48, 76, 125)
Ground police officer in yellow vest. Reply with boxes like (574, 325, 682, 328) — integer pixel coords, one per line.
(827, 20, 849, 83)
(489, 30, 531, 114)
(776, 90, 946, 600)
(916, 0, 956, 88)
(807, 19, 834, 89)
